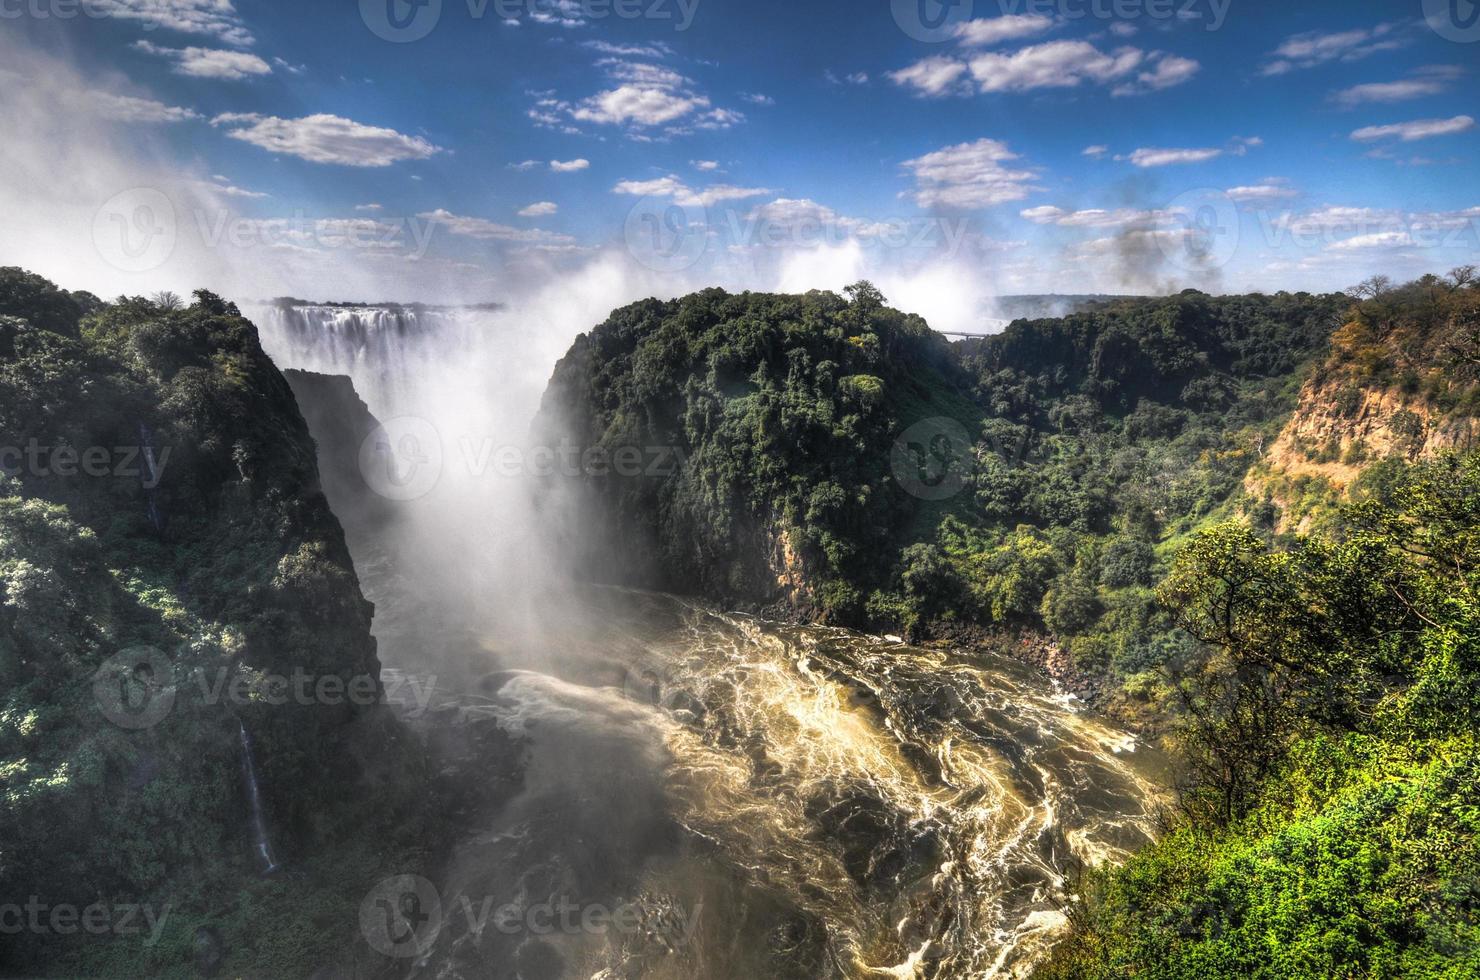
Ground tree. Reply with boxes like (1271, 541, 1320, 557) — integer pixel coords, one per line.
(844, 280, 886, 310)
(151, 290, 183, 311)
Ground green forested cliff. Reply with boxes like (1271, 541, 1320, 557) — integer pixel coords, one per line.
(0, 269, 434, 976)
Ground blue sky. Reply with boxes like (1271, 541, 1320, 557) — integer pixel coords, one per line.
(0, 0, 1476, 326)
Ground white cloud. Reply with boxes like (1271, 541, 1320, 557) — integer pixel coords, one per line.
(134, 41, 272, 80)
(970, 41, 1145, 92)
(1328, 231, 1416, 250)
(1020, 205, 1161, 227)
(87, 0, 255, 47)
(1082, 145, 1109, 158)
(1113, 53, 1199, 96)
(212, 113, 444, 166)
(1225, 178, 1298, 202)
(90, 91, 200, 124)
(613, 176, 687, 198)
(741, 92, 775, 105)
(612, 176, 771, 208)
(692, 160, 720, 171)
(888, 56, 970, 97)
(511, 160, 541, 171)
(518, 201, 559, 217)
(418, 209, 574, 244)
(892, 41, 1198, 98)
(1351, 115, 1475, 142)
(953, 14, 1055, 46)
(582, 40, 674, 58)
(356, 203, 384, 211)
(550, 158, 590, 172)
(1261, 23, 1406, 76)
(206, 176, 267, 198)
(550, 59, 743, 134)
(1124, 146, 1223, 167)
(573, 85, 704, 126)
(901, 138, 1039, 209)
(1332, 67, 1461, 107)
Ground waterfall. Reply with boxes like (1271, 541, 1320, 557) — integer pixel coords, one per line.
(137, 422, 163, 531)
(237, 720, 281, 876)
(249, 304, 488, 416)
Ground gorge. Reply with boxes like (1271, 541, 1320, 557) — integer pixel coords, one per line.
(1, 269, 1476, 978)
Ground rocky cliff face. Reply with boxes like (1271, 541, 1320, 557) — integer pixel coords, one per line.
(1251, 285, 1480, 520)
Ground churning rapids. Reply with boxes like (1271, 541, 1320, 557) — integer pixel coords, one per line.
(254, 303, 1168, 980)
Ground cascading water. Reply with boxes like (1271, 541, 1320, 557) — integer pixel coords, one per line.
(237, 720, 281, 876)
(248, 298, 1169, 978)
(250, 304, 490, 416)
(136, 421, 163, 531)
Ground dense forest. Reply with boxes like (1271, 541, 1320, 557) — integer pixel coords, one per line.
(0, 269, 438, 976)
(539, 270, 1480, 977)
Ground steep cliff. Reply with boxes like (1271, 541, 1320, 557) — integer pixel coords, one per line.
(0, 272, 434, 976)
(1249, 278, 1480, 527)
(533, 284, 976, 622)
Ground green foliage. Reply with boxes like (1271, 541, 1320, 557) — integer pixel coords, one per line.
(1041, 450, 1480, 979)
(0, 273, 434, 976)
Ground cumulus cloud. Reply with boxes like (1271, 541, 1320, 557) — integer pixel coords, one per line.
(901, 138, 1039, 210)
(87, 0, 255, 46)
(1350, 115, 1475, 142)
(133, 41, 271, 80)
(212, 113, 444, 166)
(543, 59, 744, 134)
(1261, 22, 1407, 76)
(550, 158, 590, 172)
(1082, 145, 1109, 158)
(518, 201, 559, 217)
(891, 40, 1199, 98)
(889, 57, 971, 97)
(952, 14, 1055, 46)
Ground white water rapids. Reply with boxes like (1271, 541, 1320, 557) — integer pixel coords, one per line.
(252, 303, 1167, 979)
